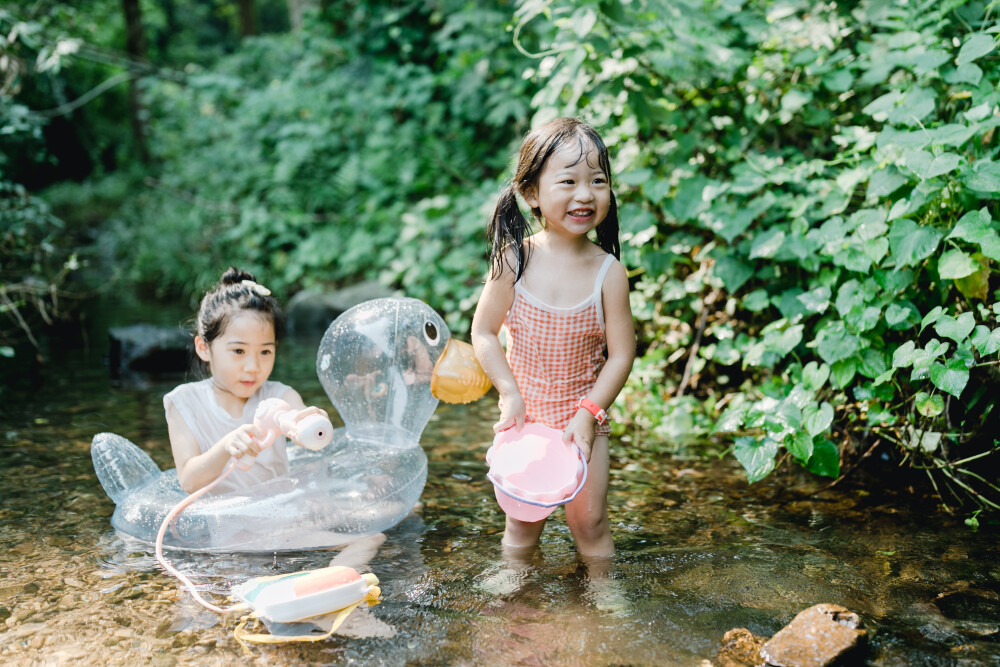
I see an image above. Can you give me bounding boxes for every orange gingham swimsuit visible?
[505,254,616,436]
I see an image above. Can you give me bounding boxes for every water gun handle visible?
[236,399,333,470]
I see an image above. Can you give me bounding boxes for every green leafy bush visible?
[516,0,1000,508]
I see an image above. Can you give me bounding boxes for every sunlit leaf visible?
[934,312,975,343]
[914,391,944,417]
[734,436,778,484]
[956,33,997,66]
[929,361,969,398]
[938,249,979,279]
[888,219,944,268]
[786,431,814,463]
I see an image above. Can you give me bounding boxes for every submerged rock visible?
[108,324,190,382]
[760,603,866,666]
[715,628,767,666]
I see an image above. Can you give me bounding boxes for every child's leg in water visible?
[328,532,386,570]
[477,542,539,596]
[564,435,614,557]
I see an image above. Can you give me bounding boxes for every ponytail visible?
[595,192,621,260]
[487,184,532,282]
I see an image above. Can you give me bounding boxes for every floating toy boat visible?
[92,297,491,552]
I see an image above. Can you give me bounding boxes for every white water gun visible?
[236,398,334,470]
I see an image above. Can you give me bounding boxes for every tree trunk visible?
[238,0,260,37]
[121,0,150,163]
[288,0,303,31]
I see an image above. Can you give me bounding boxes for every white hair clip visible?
[241,279,272,296]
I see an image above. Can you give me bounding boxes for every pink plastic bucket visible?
[486,423,588,523]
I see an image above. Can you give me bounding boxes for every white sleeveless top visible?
[163,378,292,493]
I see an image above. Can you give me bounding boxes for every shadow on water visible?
[1,296,999,665]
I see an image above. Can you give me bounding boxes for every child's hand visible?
[494,393,527,433]
[224,423,264,462]
[563,410,597,462]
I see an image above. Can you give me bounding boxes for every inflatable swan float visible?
[92,297,490,552]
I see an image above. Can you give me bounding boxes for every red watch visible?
[576,397,609,426]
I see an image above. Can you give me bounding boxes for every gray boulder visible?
[286,281,396,337]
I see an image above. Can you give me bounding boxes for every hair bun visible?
[220,266,256,286]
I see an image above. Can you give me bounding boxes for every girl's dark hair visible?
[487,117,621,281]
[195,267,285,344]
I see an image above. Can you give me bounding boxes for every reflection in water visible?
[1,309,1000,665]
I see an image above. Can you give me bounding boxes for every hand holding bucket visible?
[486,423,588,523]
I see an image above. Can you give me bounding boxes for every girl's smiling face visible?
[195,311,276,401]
[525,138,611,238]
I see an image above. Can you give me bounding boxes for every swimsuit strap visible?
[593,254,616,331]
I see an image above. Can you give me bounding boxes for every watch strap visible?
[576,397,609,425]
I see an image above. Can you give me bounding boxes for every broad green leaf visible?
[786,431,814,463]
[815,323,861,364]
[802,361,830,391]
[797,286,831,314]
[963,160,1000,193]
[873,368,896,386]
[903,150,962,180]
[970,325,1000,356]
[734,436,778,484]
[867,168,907,198]
[763,324,804,357]
[888,219,944,268]
[945,62,983,85]
[863,90,904,119]
[743,289,770,312]
[830,357,857,389]
[848,306,883,333]
[927,124,976,148]
[954,253,992,299]
[713,255,754,293]
[572,7,597,37]
[888,87,935,126]
[803,402,834,437]
[823,69,853,93]
[956,33,997,66]
[781,89,813,115]
[920,305,945,332]
[860,348,889,378]
[805,439,840,478]
[885,303,914,328]
[904,426,942,453]
[947,208,992,242]
[835,279,865,317]
[938,249,980,279]
[892,340,918,368]
[915,391,944,417]
[934,312,975,343]
[929,361,969,398]
[749,228,786,259]
[714,405,748,433]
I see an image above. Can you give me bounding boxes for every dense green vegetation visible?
[3,0,999,513]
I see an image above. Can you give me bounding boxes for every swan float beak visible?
[431,339,492,404]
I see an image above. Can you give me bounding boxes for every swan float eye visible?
[423,320,441,346]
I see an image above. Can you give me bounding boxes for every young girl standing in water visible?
[472,117,635,559]
[164,267,326,494]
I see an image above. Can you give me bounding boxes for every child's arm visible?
[167,402,264,493]
[563,260,636,460]
[471,259,526,433]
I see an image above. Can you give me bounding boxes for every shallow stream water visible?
[1,299,998,666]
